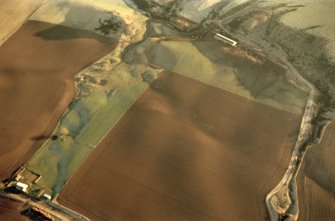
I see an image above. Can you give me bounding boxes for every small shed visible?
[16,182,29,193]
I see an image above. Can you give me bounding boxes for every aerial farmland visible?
[297,121,335,221]
[0,0,45,45]
[0,0,334,221]
[0,12,117,180]
[0,197,26,220]
[58,71,302,220]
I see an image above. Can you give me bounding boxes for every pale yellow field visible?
[0,0,45,45]
[30,0,147,40]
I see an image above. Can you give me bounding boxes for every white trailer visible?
[214,33,237,47]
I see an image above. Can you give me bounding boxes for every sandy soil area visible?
[0,20,116,180]
[30,0,147,40]
[0,197,26,220]
[0,0,44,45]
[297,122,335,221]
[59,71,301,221]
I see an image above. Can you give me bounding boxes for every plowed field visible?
[59,71,301,220]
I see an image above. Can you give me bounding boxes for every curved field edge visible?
[200,1,335,219]
[5,2,320,221]
[15,0,150,198]
[297,121,335,221]
[0,20,115,180]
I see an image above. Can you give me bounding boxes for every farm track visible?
[219,13,325,221]
[0,1,330,220]
[219,26,320,221]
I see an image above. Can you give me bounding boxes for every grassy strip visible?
[77,83,147,147]
[26,81,148,196]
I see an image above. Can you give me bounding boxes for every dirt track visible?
[0,20,116,180]
[59,71,301,221]
[297,122,335,221]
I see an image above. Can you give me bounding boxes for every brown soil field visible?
[59,71,301,221]
[0,197,26,221]
[0,20,117,180]
[297,122,335,221]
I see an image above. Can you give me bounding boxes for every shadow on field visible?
[35,2,124,43]
[35,25,112,43]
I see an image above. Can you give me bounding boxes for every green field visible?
[20,0,149,197]
[26,81,147,195]
[25,62,148,196]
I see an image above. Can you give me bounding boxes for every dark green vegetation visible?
[267,19,335,110]
[95,13,122,36]
[227,5,335,111]
[21,207,51,221]
[131,0,151,11]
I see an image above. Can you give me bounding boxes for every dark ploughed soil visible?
[0,197,26,220]
[0,20,117,180]
[59,71,301,221]
[297,122,335,221]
